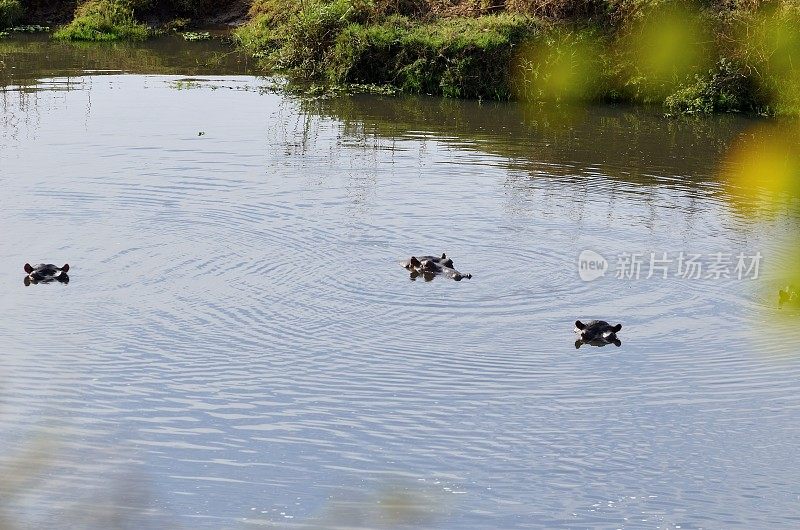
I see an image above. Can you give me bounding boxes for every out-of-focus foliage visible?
[721,123,800,215]
[616,1,713,103]
[513,28,607,103]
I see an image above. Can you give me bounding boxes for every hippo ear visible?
[441,253,447,259]
[575,320,586,330]
[24,263,33,274]
[62,264,70,272]
[612,324,622,333]
[410,256,421,267]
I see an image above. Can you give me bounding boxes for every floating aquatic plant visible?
[182,31,211,41]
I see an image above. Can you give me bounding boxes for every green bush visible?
[236,2,538,100]
[330,15,537,99]
[665,58,765,115]
[248,0,300,24]
[232,0,800,113]
[281,0,375,76]
[0,0,23,29]
[54,0,149,41]
[235,0,374,74]
[234,13,282,52]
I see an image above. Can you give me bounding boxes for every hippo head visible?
[403,253,470,282]
[421,259,438,271]
[23,263,70,286]
[574,320,622,333]
[574,320,622,344]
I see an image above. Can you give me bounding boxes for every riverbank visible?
[3,0,799,116]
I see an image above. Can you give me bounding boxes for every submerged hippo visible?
[24,263,70,286]
[401,253,472,282]
[574,320,622,349]
[779,286,798,308]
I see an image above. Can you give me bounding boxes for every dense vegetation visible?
[54,0,149,40]
[14,0,800,115]
[49,0,224,40]
[234,0,800,115]
[0,0,23,28]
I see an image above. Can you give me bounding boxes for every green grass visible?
[54,0,150,41]
[235,1,540,100]
[230,0,800,115]
[330,15,537,99]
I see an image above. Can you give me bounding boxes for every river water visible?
[1,35,799,529]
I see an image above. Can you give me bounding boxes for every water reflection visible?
[574,337,622,349]
[0,33,253,89]
[303,93,800,245]
[303,95,751,186]
[0,34,255,146]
